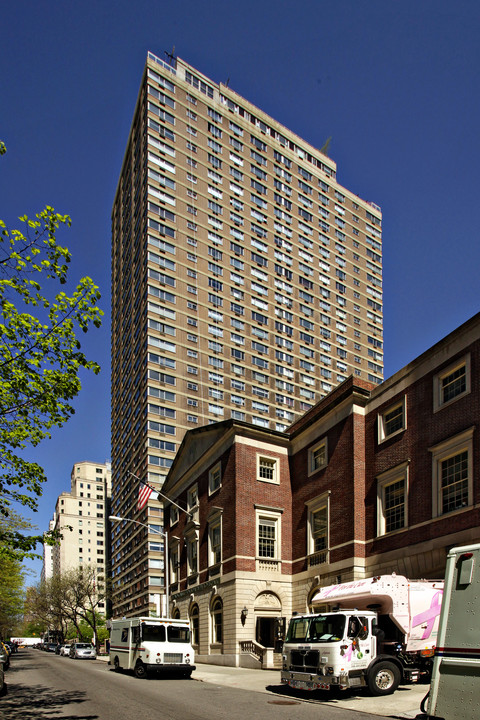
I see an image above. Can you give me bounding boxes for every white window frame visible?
[308,438,328,476]
[256,455,279,484]
[377,462,409,536]
[207,508,223,567]
[378,396,407,443]
[209,462,222,495]
[255,506,282,563]
[306,493,330,559]
[186,528,199,577]
[433,354,471,412]
[169,539,180,584]
[187,484,198,512]
[170,505,179,526]
[430,427,474,517]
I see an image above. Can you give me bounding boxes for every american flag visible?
[137,481,158,510]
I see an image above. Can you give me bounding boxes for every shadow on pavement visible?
[0,682,98,720]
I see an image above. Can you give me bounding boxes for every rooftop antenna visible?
[164,46,176,67]
[320,136,332,156]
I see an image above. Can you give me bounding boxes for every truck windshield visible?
[285,615,345,643]
[142,625,166,642]
[167,626,190,643]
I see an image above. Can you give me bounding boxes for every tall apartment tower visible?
[52,461,111,615]
[111,52,383,617]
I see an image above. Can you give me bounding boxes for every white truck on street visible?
[423,543,480,720]
[109,616,195,679]
[281,574,443,695]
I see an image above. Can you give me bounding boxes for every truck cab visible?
[282,609,403,695]
[110,617,195,678]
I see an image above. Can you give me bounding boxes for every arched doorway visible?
[254,591,283,650]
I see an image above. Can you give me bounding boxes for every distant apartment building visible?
[41,518,56,582]
[162,312,480,667]
[52,461,111,614]
[110,52,383,617]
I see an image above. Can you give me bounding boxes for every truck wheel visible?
[367,662,401,696]
[113,657,122,673]
[134,661,147,679]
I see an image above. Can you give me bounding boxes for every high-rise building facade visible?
[110,52,383,617]
[52,461,111,615]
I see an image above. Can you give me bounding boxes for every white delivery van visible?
[109,616,195,679]
[424,543,480,720]
[281,574,443,695]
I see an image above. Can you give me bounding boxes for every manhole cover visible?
[268,700,300,706]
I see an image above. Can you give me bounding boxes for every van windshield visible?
[142,625,166,642]
[167,626,190,643]
[141,624,190,643]
[285,615,345,643]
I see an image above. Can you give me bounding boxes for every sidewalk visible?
[98,656,426,717]
[191,663,426,717]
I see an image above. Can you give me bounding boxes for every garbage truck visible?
[109,616,195,678]
[281,574,443,695]
[422,543,480,720]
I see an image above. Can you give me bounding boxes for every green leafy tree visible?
[26,566,109,647]
[0,144,103,557]
[0,513,26,636]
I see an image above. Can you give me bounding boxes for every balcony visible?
[308,550,329,567]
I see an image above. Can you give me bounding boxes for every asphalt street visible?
[0,648,428,720]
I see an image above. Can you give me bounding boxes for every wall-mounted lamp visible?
[240,606,248,625]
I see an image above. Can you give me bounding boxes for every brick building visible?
[162,312,480,667]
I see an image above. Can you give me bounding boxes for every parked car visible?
[45,643,58,653]
[69,643,96,660]
[59,644,71,656]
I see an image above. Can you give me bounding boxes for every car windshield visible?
[76,644,92,649]
[285,614,345,643]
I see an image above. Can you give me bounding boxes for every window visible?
[256,508,281,562]
[430,428,474,517]
[433,355,470,411]
[187,485,198,512]
[306,494,329,564]
[211,597,223,644]
[170,505,179,525]
[308,439,328,475]
[186,531,198,576]
[378,397,406,442]
[208,509,222,568]
[257,455,278,484]
[209,462,221,494]
[377,463,408,535]
[169,540,180,584]
[258,518,276,557]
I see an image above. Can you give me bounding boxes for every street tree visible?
[0,143,103,557]
[27,566,109,646]
[0,513,26,636]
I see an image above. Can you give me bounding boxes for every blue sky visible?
[2,0,479,580]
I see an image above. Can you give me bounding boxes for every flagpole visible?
[109,516,169,616]
[129,471,192,519]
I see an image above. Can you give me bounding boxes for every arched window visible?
[190,604,199,645]
[211,597,223,644]
[172,606,180,619]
